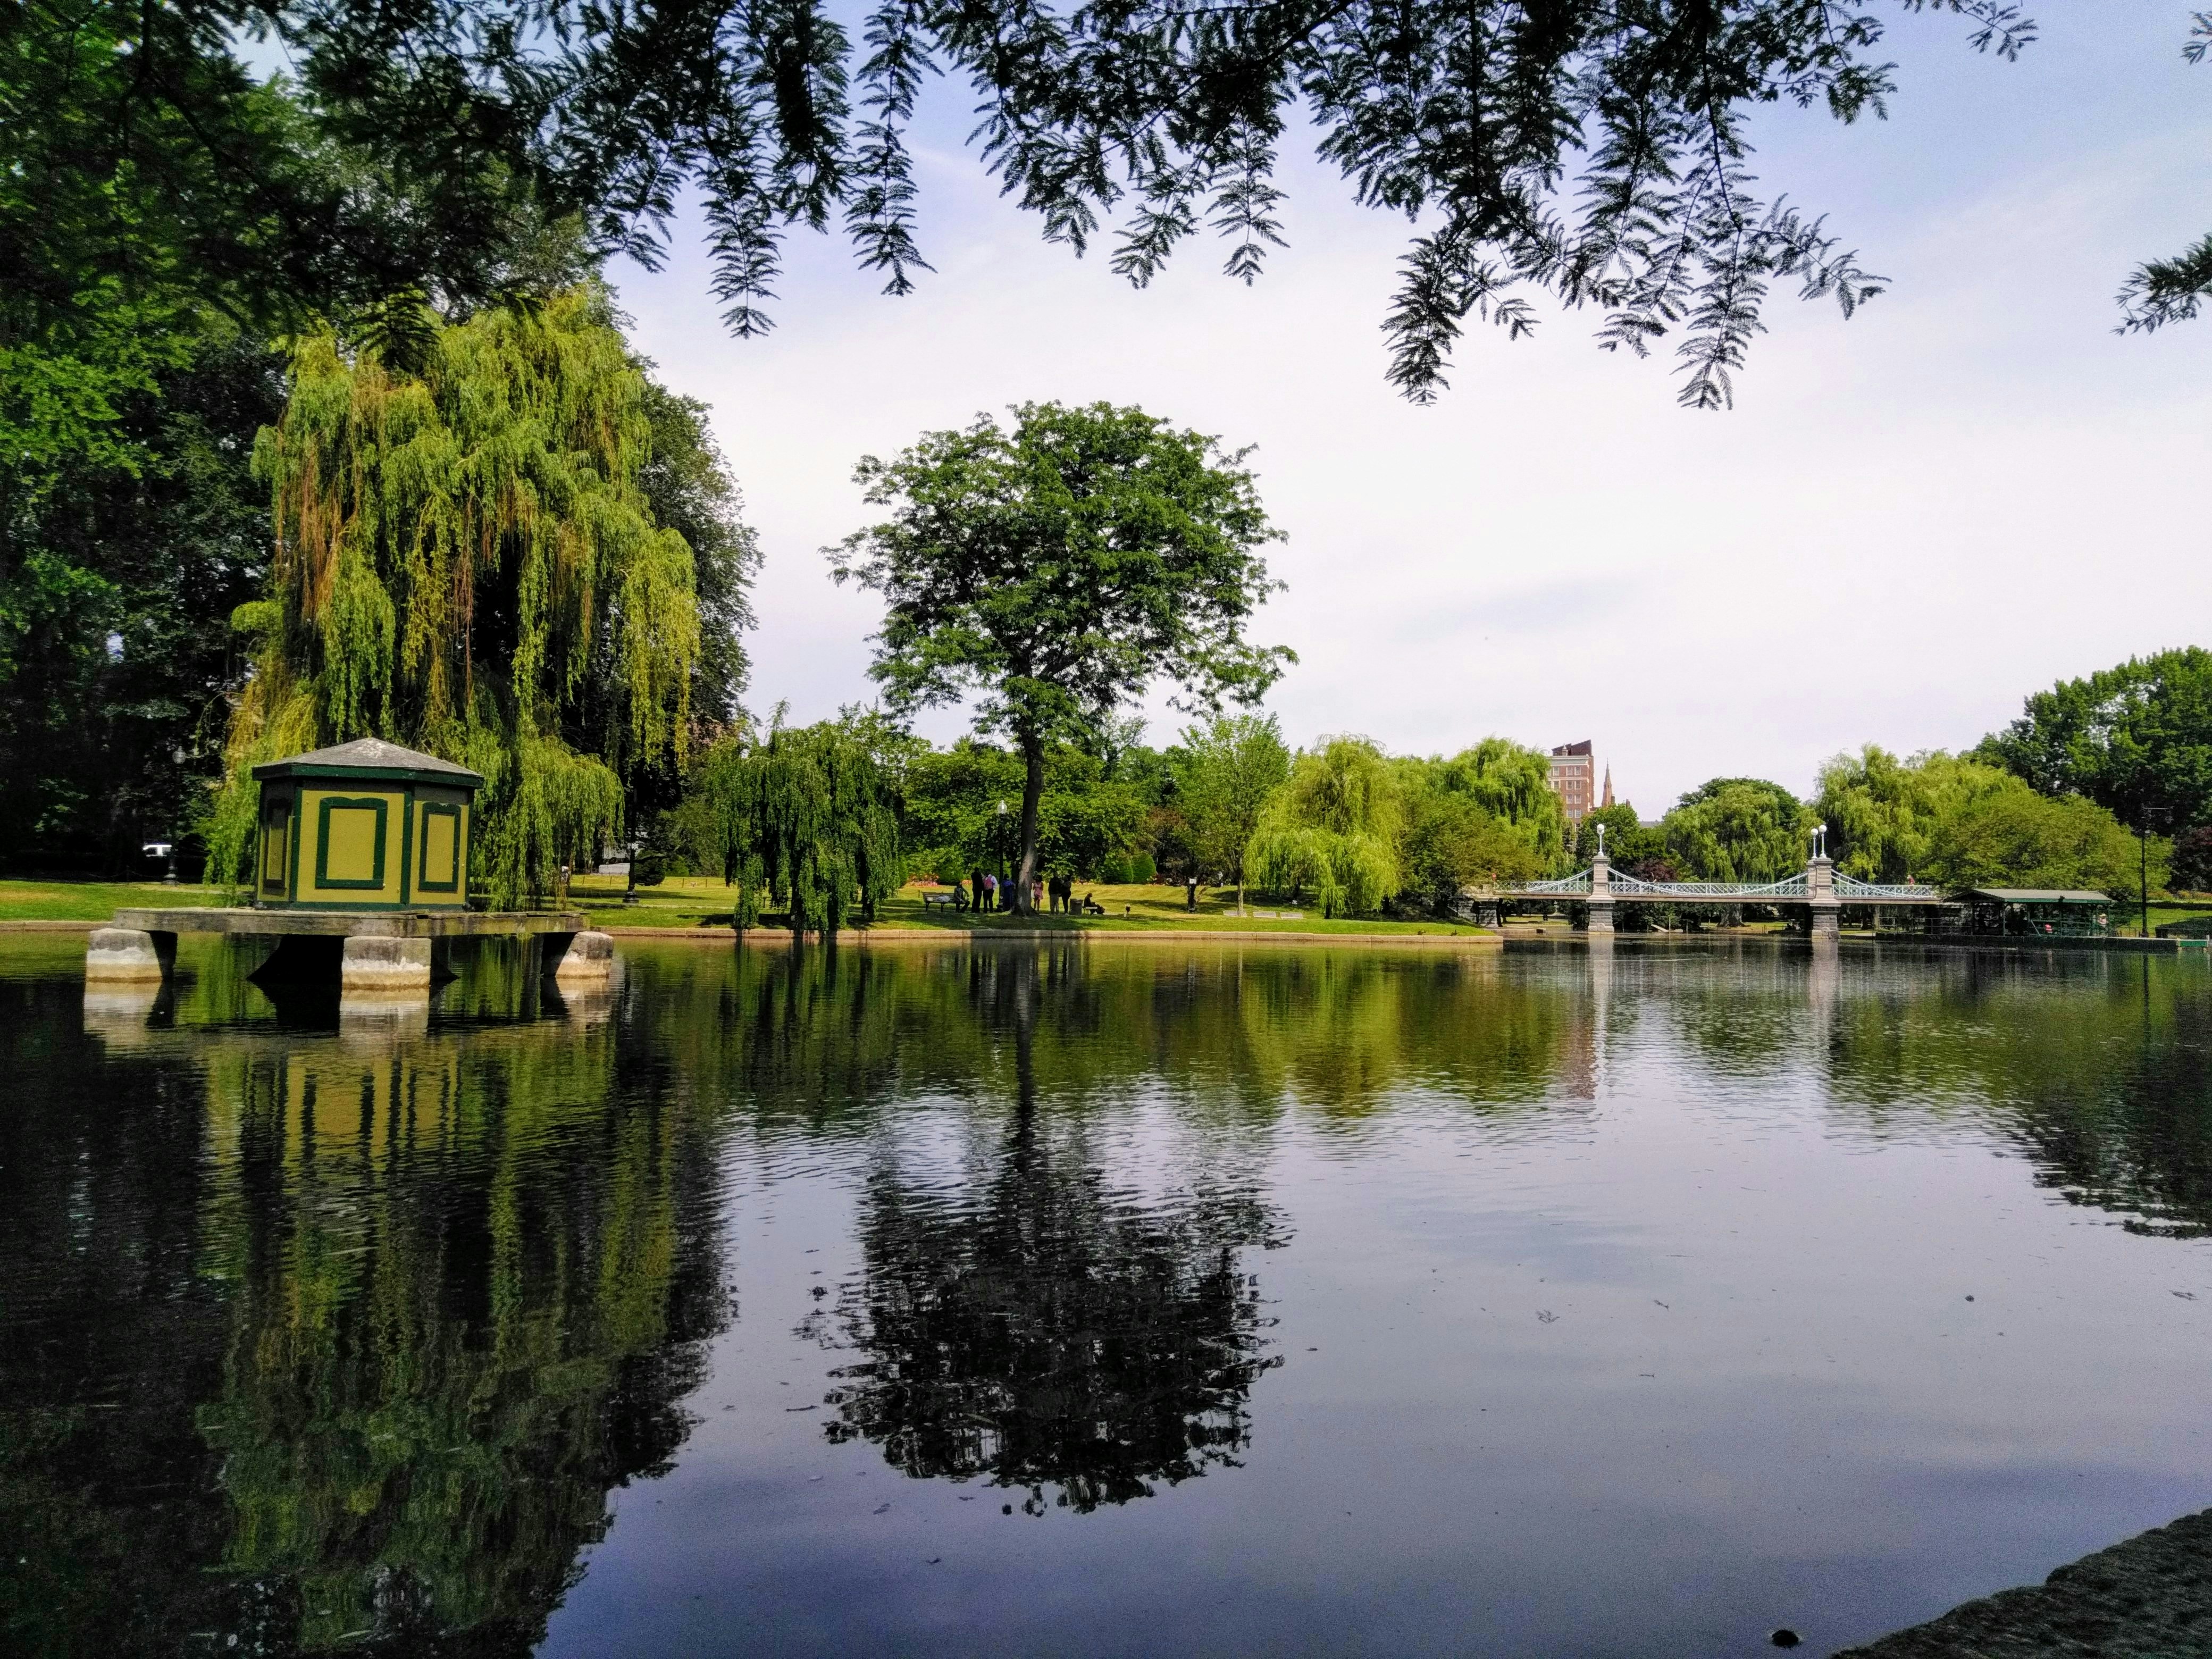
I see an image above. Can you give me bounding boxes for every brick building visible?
[1548,741,1614,826]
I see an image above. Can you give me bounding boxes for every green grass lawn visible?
[0,881,232,921]
[564,877,1496,937]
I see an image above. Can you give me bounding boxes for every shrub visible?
[1129,851,1157,884]
[2172,824,2212,894]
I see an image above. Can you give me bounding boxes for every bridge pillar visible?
[1583,852,1614,935]
[1808,853,1840,940]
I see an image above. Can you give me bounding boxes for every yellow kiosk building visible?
[250,738,483,911]
[87,738,611,1001]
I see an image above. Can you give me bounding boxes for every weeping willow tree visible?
[1244,735,1402,918]
[207,287,700,904]
[701,718,903,937]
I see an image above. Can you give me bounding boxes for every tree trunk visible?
[1013,732,1044,915]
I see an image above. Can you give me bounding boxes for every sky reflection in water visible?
[4,935,2211,1658]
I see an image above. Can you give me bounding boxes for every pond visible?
[4,934,2210,1658]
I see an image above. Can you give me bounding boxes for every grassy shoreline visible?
[7,877,2202,941]
[0,877,1498,940]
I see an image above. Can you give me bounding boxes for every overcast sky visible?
[611,6,2212,815]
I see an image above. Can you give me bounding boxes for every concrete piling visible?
[85,927,174,983]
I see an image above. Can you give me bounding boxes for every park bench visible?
[923,891,962,910]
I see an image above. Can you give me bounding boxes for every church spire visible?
[1601,765,1614,809]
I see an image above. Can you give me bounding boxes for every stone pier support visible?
[86,927,174,982]
[1807,849,1840,940]
[340,934,433,995]
[1581,851,1614,934]
[549,931,616,981]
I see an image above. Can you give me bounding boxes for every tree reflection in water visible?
[803,948,1288,1515]
[27,933,2206,1652]
[3,944,728,1659]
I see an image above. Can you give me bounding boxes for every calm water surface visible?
[5,934,2211,1657]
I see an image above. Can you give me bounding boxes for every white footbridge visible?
[1489,828,1948,937]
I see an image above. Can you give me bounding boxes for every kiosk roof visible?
[252,738,484,787]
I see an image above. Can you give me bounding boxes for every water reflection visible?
[804,951,1287,1514]
[1817,946,2212,1237]
[5,952,726,1658]
[4,937,2210,1657]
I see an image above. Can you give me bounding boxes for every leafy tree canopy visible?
[0,336,283,870]
[1978,647,2212,834]
[4,1,583,355]
[2171,824,2212,895]
[1816,744,1995,882]
[901,736,1148,883]
[636,379,763,745]
[1421,738,1569,864]
[211,287,704,904]
[36,0,2170,405]
[1245,735,1401,917]
[1387,741,1569,913]
[1820,743,2165,897]
[1173,714,1291,896]
[1574,802,1649,864]
[1397,792,1550,911]
[831,400,1288,913]
[1921,772,2157,900]
[1662,777,1810,882]
[701,714,903,933]
[3,10,610,871]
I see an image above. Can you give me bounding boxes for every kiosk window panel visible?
[261,805,291,894]
[418,804,463,892]
[315,797,389,890]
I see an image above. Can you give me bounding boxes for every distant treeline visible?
[635,643,2208,923]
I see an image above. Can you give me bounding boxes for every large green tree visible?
[1244,736,1402,917]
[831,401,1289,916]
[1420,739,1570,868]
[211,287,704,904]
[1818,743,2161,898]
[1922,773,2155,899]
[0,336,283,871]
[1662,777,1812,883]
[1816,745,1995,882]
[900,737,1150,884]
[1173,714,1291,907]
[701,715,903,935]
[2,4,588,872]
[1978,648,2212,836]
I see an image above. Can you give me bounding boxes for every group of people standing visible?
[955,870,1088,913]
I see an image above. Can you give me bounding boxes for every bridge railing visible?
[1606,873,1809,899]
[1831,874,1943,902]
[1490,867,1950,903]
[1504,873,1591,896]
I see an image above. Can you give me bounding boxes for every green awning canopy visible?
[1965,889,2112,905]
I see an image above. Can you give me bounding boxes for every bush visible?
[2173,824,2212,894]
[632,852,667,886]
[1129,850,1157,884]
